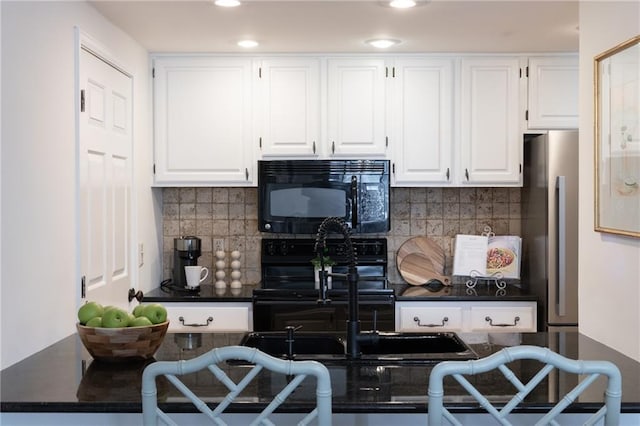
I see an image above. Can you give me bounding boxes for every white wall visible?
[578,2,640,361]
[0,1,161,369]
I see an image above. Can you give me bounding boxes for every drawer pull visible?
[485,316,520,327]
[414,316,448,328]
[178,316,213,327]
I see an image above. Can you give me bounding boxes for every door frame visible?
[74,27,137,309]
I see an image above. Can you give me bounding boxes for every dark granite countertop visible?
[143,284,254,302]
[143,283,535,303]
[391,283,537,301]
[2,331,638,415]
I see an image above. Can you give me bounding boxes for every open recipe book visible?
[452,234,522,279]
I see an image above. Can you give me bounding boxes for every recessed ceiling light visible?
[215,0,241,7]
[366,39,401,49]
[389,0,416,8]
[238,40,259,48]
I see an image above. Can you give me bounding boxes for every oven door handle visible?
[350,175,358,229]
[253,299,337,306]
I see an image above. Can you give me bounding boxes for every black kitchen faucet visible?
[314,217,380,359]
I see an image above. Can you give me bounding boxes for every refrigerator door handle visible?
[556,175,567,317]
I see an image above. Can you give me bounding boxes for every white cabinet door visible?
[257,58,320,157]
[395,300,537,333]
[327,58,389,157]
[527,56,579,129]
[469,305,536,332]
[153,56,254,185]
[396,305,463,332]
[460,57,522,185]
[391,58,454,185]
[164,302,252,333]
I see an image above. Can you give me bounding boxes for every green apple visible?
[132,304,146,318]
[101,307,130,328]
[85,316,102,327]
[129,316,153,327]
[77,301,104,325]
[142,303,167,324]
[127,313,137,326]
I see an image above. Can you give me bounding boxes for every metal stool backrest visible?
[428,345,621,426]
[142,345,332,426]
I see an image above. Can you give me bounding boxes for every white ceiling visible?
[88,0,580,53]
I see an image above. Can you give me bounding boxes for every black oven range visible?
[253,237,395,332]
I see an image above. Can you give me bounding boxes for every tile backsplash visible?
[162,187,521,286]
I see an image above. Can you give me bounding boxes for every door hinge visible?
[392,163,395,174]
[526,66,529,78]
[152,67,155,78]
[80,89,85,112]
[81,275,86,299]
[525,110,529,121]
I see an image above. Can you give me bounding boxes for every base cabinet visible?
[396,300,537,333]
[163,302,253,333]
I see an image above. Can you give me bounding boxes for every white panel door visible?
[392,58,454,185]
[153,57,253,185]
[257,58,320,157]
[327,58,388,157]
[460,57,522,185]
[527,56,579,129]
[79,47,133,308]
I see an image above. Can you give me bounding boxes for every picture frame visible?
[594,35,640,238]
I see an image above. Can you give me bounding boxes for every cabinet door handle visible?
[179,316,213,327]
[245,168,249,181]
[414,316,448,328]
[332,141,335,154]
[465,168,469,181]
[446,168,450,181]
[312,141,316,154]
[485,316,520,327]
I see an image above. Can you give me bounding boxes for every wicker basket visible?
[76,321,169,362]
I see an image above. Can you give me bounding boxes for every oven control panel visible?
[261,238,387,264]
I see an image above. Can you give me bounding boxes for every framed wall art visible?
[594,35,640,238]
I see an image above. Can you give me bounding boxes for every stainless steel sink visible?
[239,331,477,364]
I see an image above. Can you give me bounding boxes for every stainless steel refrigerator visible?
[521,130,579,332]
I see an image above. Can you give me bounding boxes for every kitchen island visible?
[1,330,639,425]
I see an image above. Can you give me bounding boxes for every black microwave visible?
[258,160,390,234]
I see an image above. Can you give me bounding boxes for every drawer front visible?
[166,306,251,333]
[397,306,463,332]
[470,306,536,332]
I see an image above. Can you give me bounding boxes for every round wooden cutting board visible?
[396,236,446,274]
[398,252,451,286]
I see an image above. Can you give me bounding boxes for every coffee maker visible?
[172,236,202,288]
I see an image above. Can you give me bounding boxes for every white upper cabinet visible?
[153,56,254,186]
[460,56,523,185]
[526,56,579,129]
[327,58,389,157]
[391,58,455,185]
[256,58,321,157]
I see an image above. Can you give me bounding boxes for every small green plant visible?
[310,247,336,267]
[311,255,336,267]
